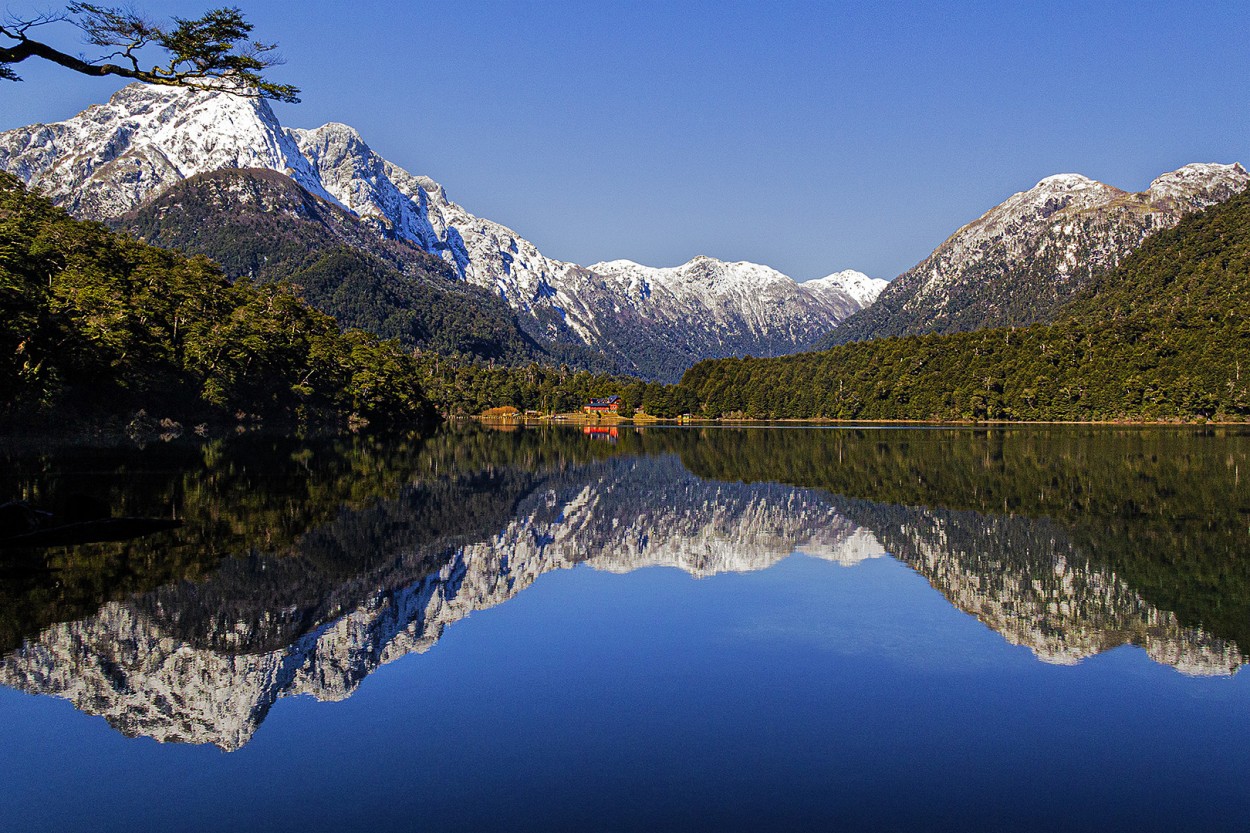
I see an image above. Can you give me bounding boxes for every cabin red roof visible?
[584,395,621,412]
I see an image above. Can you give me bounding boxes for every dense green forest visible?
[0,173,435,427]
[679,188,1250,422]
[414,356,698,417]
[818,192,1196,348]
[407,188,1250,422]
[5,164,1248,428]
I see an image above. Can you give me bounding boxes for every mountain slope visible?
[0,84,878,380]
[680,186,1250,422]
[290,123,884,378]
[825,164,1249,346]
[117,168,545,362]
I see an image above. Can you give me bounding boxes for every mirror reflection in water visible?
[1,424,1247,831]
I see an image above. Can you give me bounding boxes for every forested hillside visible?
[679,188,1250,422]
[821,164,1248,347]
[0,174,435,427]
[118,169,554,365]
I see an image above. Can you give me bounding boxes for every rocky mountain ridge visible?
[0,84,880,379]
[825,162,1250,345]
[115,168,550,363]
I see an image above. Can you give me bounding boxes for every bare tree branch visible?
[0,4,299,102]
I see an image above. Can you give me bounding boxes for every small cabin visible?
[583,395,621,415]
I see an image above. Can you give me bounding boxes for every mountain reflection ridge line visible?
[0,430,1244,751]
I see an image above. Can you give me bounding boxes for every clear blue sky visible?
[3,1,1247,280]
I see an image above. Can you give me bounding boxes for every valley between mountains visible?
[1,82,1248,424]
[0,84,883,382]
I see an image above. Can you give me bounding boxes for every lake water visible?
[1,424,1248,832]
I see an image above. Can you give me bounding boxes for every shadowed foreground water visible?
[0,425,1247,832]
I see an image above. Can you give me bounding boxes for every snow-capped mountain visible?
[583,256,881,376]
[116,167,545,363]
[0,84,880,379]
[805,269,889,308]
[0,82,331,217]
[826,163,1250,345]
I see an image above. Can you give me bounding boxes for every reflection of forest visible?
[673,426,1250,651]
[0,425,1245,748]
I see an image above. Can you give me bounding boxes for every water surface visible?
[1,425,1247,832]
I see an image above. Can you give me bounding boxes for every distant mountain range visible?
[0,84,882,380]
[4,83,1246,379]
[824,163,1249,346]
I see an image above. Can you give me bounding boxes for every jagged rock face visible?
[0,84,881,380]
[288,128,885,379]
[112,167,546,362]
[583,258,884,377]
[121,166,452,279]
[1,453,1241,751]
[826,164,1250,345]
[0,84,331,219]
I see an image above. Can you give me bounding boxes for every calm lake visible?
[1,424,1248,832]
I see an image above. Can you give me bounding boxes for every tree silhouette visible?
[0,4,299,102]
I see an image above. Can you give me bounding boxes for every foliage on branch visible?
[0,4,299,101]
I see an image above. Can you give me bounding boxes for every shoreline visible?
[473,414,1250,429]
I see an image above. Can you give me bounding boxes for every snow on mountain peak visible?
[1147,162,1250,206]
[0,83,331,218]
[590,256,817,299]
[0,82,879,379]
[1034,173,1098,189]
[828,160,1249,346]
[805,270,888,307]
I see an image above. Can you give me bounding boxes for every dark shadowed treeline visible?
[0,173,435,428]
[0,425,639,653]
[674,425,1250,649]
[414,357,698,417]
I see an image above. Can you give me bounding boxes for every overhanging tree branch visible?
[0,4,300,102]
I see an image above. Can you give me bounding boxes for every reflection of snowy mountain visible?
[0,456,1241,750]
[847,501,1243,676]
[0,457,880,749]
